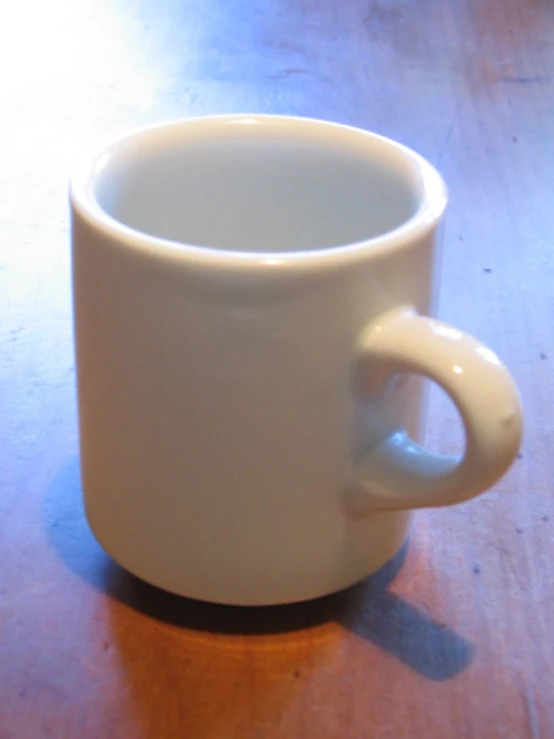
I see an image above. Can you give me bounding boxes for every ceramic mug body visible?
[71,116,522,605]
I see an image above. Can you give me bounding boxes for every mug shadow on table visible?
[45,456,474,682]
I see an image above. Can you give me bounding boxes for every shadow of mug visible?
[45,456,474,682]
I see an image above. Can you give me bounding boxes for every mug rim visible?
[70,114,447,272]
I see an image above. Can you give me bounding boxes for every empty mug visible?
[70,115,522,605]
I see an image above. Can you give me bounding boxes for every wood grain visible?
[1,0,553,736]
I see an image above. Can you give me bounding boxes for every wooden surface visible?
[1,0,553,736]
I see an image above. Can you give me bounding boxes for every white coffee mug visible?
[71,115,522,606]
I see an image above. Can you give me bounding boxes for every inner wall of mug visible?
[94,122,421,253]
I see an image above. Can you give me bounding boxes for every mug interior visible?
[93,118,424,254]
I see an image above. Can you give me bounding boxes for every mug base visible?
[86,507,411,607]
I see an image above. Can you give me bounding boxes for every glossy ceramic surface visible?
[71,115,522,605]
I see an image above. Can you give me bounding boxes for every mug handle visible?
[346,308,523,512]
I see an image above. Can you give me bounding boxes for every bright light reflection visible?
[453,365,463,374]
[475,346,501,365]
[94,152,111,175]
[430,323,463,340]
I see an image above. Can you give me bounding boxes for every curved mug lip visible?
[70,114,447,273]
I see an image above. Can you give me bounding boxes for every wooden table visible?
[1,0,552,736]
